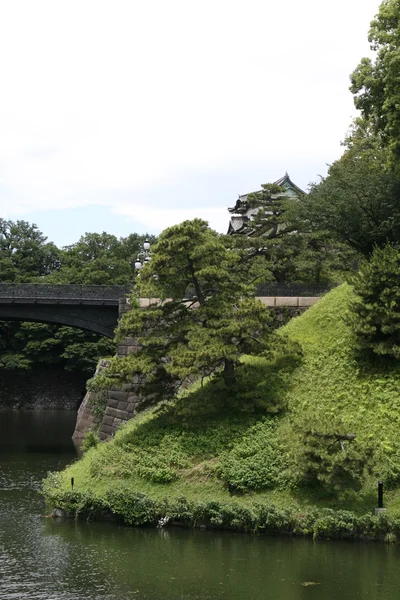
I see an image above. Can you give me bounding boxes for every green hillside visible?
[43,285,400,539]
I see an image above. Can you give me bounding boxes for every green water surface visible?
[0,410,399,599]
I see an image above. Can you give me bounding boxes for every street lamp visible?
[135,240,151,271]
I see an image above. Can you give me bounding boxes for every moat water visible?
[1,410,400,599]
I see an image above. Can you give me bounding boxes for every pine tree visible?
[347,243,400,359]
[96,219,273,404]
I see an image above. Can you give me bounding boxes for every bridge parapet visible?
[0,284,128,337]
[119,295,321,311]
[254,282,335,297]
[0,282,335,304]
[0,283,333,339]
[0,283,130,304]
[257,296,319,307]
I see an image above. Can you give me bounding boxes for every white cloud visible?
[113,201,229,233]
[0,0,380,231]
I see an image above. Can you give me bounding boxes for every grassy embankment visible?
[43,284,400,540]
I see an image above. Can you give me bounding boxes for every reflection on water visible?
[0,409,78,452]
[0,410,400,599]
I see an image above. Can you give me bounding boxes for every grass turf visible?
[44,284,400,520]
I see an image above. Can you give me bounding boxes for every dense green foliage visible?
[217,419,288,492]
[42,477,400,541]
[301,122,400,256]
[0,322,115,372]
[44,232,156,285]
[0,219,60,281]
[230,184,355,284]
[294,1,400,260]
[81,430,100,452]
[350,0,400,158]
[0,220,154,373]
[236,183,305,283]
[300,1,400,263]
[43,285,400,538]
[94,220,275,403]
[282,285,400,489]
[347,244,400,359]
[290,417,374,493]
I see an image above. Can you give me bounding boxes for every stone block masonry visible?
[0,368,87,410]
[72,389,102,443]
[98,325,144,440]
[98,394,143,441]
[93,297,145,441]
[73,300,146,442]
[72,359,108,444]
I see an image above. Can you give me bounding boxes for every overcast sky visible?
[0,0,380,246]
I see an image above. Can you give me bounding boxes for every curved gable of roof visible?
[274,173,305,196]
[227,173,305,214]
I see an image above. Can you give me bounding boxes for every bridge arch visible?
[0,284,130,338]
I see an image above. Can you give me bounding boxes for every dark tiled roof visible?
[227,215,248,234]
[228,173,305,214]
[274,172,305,195]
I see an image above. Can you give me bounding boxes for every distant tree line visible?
[0,219,155,373]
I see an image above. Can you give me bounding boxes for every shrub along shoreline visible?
[43,487,400,543]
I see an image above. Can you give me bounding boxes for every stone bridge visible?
[0,282,333,338]
[0,284,130,338]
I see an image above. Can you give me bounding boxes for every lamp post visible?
[135,240,151,271]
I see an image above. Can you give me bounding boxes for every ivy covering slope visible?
[44,284,400,536]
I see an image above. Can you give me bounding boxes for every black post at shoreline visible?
[378,480,384,509]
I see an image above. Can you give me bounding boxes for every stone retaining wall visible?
[95,302,145,441]
[98,381,144,440]
[0,368,87,410]
[73,301,146,442]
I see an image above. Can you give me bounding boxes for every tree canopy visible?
[300,122,400,256]
[236,184,305,283]
[95,219,274,404]
[0,218,60,282]
[44,231,157,285]
[350,0,400,158]
[229,183,355,284]
[347,243,400,360]
[299,1,400,260]
[0,220,155,374]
